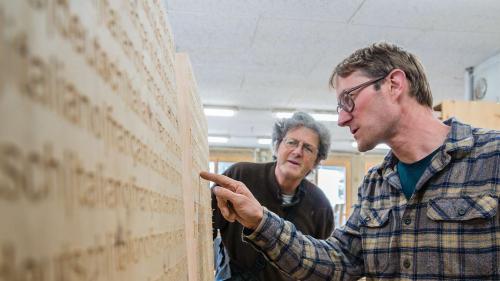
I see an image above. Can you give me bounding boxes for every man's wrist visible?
[243,208,284,247]
[245,206,268,235]
[249,205,264,230]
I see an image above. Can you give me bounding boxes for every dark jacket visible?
[212,162,334,281]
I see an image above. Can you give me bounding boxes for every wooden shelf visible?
[433,100,500,130]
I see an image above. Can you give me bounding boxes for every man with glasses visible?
[212,112,334,281]
[204,42,500,280]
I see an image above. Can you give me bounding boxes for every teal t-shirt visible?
[397,149,439,200]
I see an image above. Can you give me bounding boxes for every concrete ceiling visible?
[165,0,500,153]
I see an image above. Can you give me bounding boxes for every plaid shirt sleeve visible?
[244,206,365,281]
[244,119,499,281]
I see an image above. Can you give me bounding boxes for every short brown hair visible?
[329,42,433,108]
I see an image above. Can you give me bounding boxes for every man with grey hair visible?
[212,111,334,281]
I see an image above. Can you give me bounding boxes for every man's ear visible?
[387,69,407,99]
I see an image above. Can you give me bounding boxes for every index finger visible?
[200,171,239,192]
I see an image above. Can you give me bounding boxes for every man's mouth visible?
[287,160,300,166]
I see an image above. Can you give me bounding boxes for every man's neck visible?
[274,168,301,195]
[389,106,450,163]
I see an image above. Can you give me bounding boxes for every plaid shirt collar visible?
[376,118,474,180]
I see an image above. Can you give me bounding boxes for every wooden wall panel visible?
[434,100,500,130]
[0,1,211,280]
[176,53,213,281]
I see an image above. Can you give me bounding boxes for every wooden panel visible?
[0,1,211,280]
[364,155,385,173]
[434,100,500,130]
[209,148,256,163]
[176,53,213,281]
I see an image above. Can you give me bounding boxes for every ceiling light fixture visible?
[351,142,391,150]
[204,106,237,117]
[257,137,272,145]
[375,143,391,150]
[311,112,338,122]
[273,111,294,119]
[208,136,229,143]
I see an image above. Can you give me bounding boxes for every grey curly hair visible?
[272,112,331,165]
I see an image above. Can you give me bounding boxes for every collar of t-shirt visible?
[397,148,440,200]
[281,193,295,205]
[279,181,305,207]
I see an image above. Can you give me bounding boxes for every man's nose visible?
[291,144,304,155]
[337,110,352,127]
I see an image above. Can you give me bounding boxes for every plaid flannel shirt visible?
[244,118,499,280]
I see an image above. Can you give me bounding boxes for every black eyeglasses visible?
[336,75,387,113]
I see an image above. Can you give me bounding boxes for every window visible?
[217,162,235,174]
[209,161,216,173]
[317,165,347,226]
